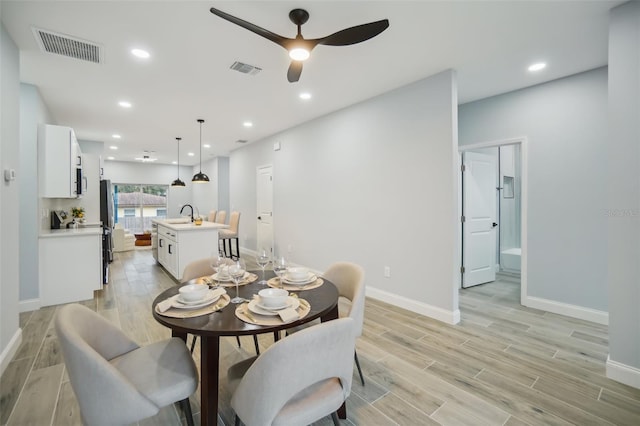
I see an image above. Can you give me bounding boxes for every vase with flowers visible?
[71,207,85,223]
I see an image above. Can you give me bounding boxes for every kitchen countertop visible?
[152,218,228,232]
[40,227,102,238]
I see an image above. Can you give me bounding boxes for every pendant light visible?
[171,137,185,187]
[192,119,210,183]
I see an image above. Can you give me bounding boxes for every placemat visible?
[267,277,324,291]
[235,298,311,325]
[195,273,258,288]
[156,294,230,318]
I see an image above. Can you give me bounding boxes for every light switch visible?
[4,169,16,182]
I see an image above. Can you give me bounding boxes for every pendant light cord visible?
[199,119,204,172]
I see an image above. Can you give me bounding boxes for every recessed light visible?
[299,92,312,100]
[172,161,177,165]
[107,156,115,160]
[110,146,118,150]
[112,134,121,139]
[131,48,150,59]
[528,62,546,72]
[243,121,253,128]
[187,152,195,156]
[203,144,211,148]
[118,101,132,108]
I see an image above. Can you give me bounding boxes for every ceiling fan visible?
[210,6,390,82]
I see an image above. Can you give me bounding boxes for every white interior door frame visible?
[256,164,274,256]
[458,137,528,305]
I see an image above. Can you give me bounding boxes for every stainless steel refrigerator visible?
[100,179,114,283]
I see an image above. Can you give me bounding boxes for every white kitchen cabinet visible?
[39,229,102,306]
[158,225,178,277]
[154,220,227,281]
[38,123,83,198]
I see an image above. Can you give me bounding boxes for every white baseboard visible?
[366,286,460,325]
[0,328,23,376]
[606,355,640,389]
[19,298,40,313]
[523,296,608,325]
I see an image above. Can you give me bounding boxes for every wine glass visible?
[256,248,270,285]
[210,251,228,287]
[272,256,288,289]
[229,258,246,304]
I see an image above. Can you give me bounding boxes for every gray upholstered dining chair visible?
[181,257,260,355]
[55,304,198,426]
[227,318,355,426]
[289,261,366,386]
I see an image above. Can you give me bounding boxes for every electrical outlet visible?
[384,266,391,278]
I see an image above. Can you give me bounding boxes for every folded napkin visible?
[157,288,226,313]
[278,307,300,323]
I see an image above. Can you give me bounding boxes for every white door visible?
[462,151,497,288]
[256,165,274,255]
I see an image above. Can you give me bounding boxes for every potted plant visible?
[71,206,85,223]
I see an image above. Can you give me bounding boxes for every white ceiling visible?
[2,1,620,166]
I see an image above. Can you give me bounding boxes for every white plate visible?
[248,297,300,316]
[174,291,221,309]
[282,274,317,286]
[212,271,249,282]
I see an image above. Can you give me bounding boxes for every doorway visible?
[459,138,527,304]
[256,165,274,255]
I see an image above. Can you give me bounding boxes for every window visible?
[114,184,168,232]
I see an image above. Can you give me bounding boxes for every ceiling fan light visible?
[289,48,309,61]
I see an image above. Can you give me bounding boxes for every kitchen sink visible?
[163,218,191,224]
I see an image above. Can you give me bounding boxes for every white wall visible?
[459,68,609,313]
[191,157,230,219]
[0,23,22,373]
[230,70,460,323]
[606,1,640,388]
[20,84,53,302]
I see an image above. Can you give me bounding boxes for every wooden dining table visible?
[152,270,340,426]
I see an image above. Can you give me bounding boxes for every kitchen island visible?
[153,219,228,281]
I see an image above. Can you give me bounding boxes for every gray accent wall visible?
[607,1,640,383]
[1,22,21,369]
[230,70,459,318]
[459,67,609,312]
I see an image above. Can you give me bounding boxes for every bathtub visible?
[501,247,521,272]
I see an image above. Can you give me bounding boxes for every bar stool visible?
[219,211,241,260]
[208,210,217,222]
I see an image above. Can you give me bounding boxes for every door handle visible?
[492,222,498,228]
[258,216,262,220]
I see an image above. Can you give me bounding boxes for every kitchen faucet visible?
[180,204,194,222]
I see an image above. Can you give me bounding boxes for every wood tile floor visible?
[2,250,639,425]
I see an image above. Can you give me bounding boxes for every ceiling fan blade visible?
[210,7,290,49]
[287,61,303,83]
[317,19,390,46]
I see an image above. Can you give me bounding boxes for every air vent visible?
[32,27,103,64]
[230,61,261,75]
[235,139,248,144]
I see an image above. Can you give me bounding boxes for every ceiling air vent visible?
[32,27,103,64]
[235,139,248,144]
[230,61,261,75]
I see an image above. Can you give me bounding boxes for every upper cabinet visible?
[38,124,83,198]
